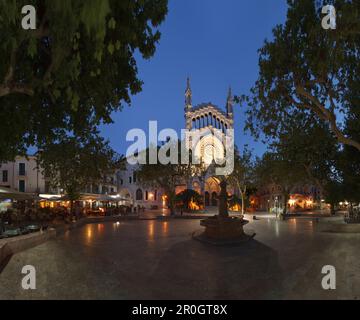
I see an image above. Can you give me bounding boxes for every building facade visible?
[0,155,47,193]
[116,78,234,210]
[116,161,167,210]
[0,155,117,196]
[253,183,323,213]
[183,78,235,206]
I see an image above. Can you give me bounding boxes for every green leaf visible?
[53,89,61,99]
[71,93,80,111]
[108,17,116,29]
[27,38,37,58]
[108,42,115,55]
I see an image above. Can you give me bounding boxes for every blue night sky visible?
[100,0,288,157]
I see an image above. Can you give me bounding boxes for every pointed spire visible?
[185,77,192,109]
[226,86,233,117]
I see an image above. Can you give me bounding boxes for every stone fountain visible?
[193,179,255,245]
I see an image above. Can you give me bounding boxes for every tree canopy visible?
[337,114,360,203]
[271,112,339,194]
[136,142,198,215]
[254,150,310,214]
[37,133,122,202]
[175,189,203,211]
[241,0,360,152]
[0,0,168,161]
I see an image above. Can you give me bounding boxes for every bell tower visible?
[226,87,234,118]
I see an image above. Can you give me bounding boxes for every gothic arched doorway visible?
[211,192,218,206]
[204,177,220,207]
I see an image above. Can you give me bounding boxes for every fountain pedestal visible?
[193,180,255,245]
[200,216,248,240]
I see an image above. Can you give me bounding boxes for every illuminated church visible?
[180,78,235,206]
[116,79,235,210]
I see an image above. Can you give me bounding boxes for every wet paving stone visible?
[0,216,359,300]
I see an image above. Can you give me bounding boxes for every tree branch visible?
[4,48,16,85]
[0,10,50,98]
[295,86,360,152]
[1,41,35,97]
[0,84,34,97]
[302,163,324,196]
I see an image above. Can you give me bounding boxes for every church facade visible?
[116,79,234,210]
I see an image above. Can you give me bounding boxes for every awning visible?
[39,194,64,201]
[38,193,129,202]
[0,187,39,200]
[80,193,127,202]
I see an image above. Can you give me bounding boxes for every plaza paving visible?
[0,214,359,300]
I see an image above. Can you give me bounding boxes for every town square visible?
[0,0,360,303]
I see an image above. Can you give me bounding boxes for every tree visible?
[258,111,359,216]
[271,112,340,199]
[136,143,194,215]
[37,134,121,216]
[337,113,360,207]
[324,180,344,215]
[175,189,203,211]
[240,0,360,152]
[254,152,308,215]
[0,0,168,161]
[228,146,254,215]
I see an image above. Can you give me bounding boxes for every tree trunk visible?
[237,182,246,215]
[169,196,176,216]
[283,193,290,215]
[269,189,274,213]
[330,203,336,215]
[69,200,74,221]
[240,190,245,216]
[219,180,229,218]
[348,203,354,218]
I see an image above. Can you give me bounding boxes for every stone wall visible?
[0,216,141,269]
[0,229,56,271]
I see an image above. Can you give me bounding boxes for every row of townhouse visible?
[116,161,166,210]
[0,155,117,196]
[253,183,323,212]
